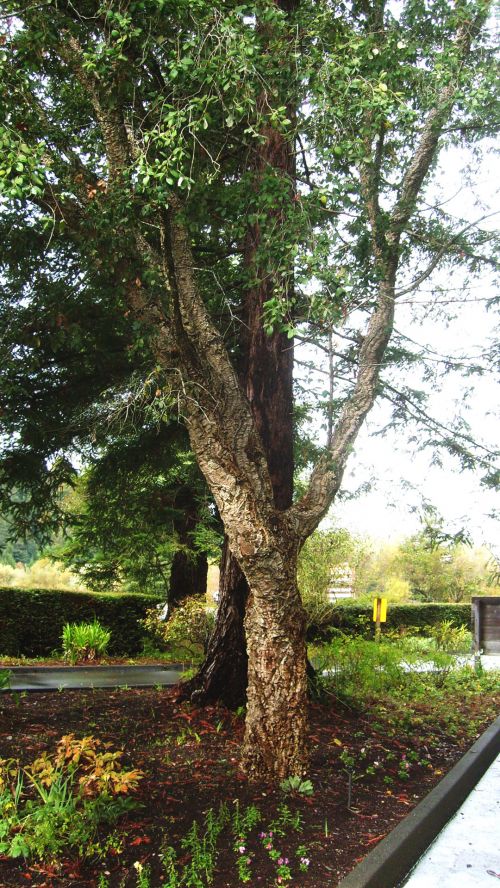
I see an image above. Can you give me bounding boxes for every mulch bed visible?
[0,684,498,887]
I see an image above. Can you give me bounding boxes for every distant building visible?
[327,563,354,601]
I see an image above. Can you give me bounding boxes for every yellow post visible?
[373,597,387,642]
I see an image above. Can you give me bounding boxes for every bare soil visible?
[0,683,498,887]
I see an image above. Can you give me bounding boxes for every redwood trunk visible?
[169,485,208,608]
[181,537,248,708]
[169,549,208,609]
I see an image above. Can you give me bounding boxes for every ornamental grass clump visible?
[62,619,111,664]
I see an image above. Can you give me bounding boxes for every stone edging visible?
[335,715,500,888]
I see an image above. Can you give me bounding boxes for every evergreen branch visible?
[380,380,500,466]
[395,212,500,297]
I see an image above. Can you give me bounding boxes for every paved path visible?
[403,752,500,886]
[2,664,185,690]
[4,654,499,692]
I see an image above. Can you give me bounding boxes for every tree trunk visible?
[168,484,208,608]
[180,201,294,705]
[241,548,308,778]
[179,2,297,705]
[169,549,208,609]
[180,536,248,708]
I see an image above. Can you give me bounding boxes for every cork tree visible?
[0,0,498,779]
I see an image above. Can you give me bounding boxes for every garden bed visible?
[1,671,498,887]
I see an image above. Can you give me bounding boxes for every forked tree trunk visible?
[179,149,295,707]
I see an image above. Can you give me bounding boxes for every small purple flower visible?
[238,845,246,854]
[300,857,310,867]
[259,831,267,839]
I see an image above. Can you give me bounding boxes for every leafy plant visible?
[279,775,314,796]
[0,735,142,861]
[62,619,111,664]
[134,861,152,887]
[160,803,229,887]
[142,597,215,660]
[430,620,471,655]
[0,669,11,690]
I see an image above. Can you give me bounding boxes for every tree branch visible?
[395,211,500,297]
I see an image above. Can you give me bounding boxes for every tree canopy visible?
[0,0,498,779]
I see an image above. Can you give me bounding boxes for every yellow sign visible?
[372,597,387,623]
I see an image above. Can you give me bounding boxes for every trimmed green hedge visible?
[0,587,162,657]
[310,602,472,640]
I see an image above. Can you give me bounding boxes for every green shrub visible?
[429,620,471,654]
[315,634,463,704]
[142,597,215,660]
[62,620,111,664]
[317,636,412,702]
[302,592,337,634]
[0,587,161,657]
[310,602,471,640]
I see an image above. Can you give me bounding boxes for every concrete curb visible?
[335,715,500,888]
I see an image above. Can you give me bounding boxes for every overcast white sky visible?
[321,145,499,552]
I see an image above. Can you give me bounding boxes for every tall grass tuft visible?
[62,620,111,664]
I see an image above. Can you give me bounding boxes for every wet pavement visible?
[2,664,185,691]
[402,752,500,887]
[4,654,499,692]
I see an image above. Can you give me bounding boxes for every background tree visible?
[352,511,492,602]
[54,424,219,602]
[0,0,498,778]
[0,513,39,566]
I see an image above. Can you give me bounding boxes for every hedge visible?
[1,589,473,657]
[309,602,472,640]
[0,587,162,657]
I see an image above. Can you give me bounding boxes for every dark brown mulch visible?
[0,685,498,888]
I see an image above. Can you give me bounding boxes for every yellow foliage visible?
[24,734,143,797]
[0,558,86,591]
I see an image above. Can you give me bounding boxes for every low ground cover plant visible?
[120,801,311,888]
[0,734,143,861]
[311,629,476,704]
[62,619,112,664]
